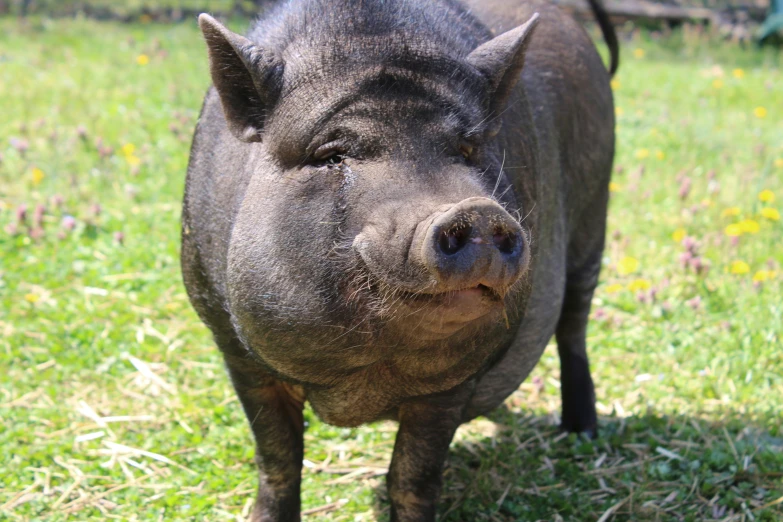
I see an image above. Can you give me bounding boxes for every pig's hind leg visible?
[555,209,607,438]
[555,259,600,437]
[223,347,305,522]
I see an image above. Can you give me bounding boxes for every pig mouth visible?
[343,248,514,341]
[385,284,507,341]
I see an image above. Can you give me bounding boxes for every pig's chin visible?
[387,285,506,342]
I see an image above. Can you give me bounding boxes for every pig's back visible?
[459,0,615,417]
[462,0,615,225]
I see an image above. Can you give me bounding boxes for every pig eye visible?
[459,143,474,160]
[311,143,348,166]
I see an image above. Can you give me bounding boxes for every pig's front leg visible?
[387,386,471,522]
[224,352,305,522]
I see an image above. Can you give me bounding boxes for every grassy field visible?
[1,15,782,522]
[2,1,272,19]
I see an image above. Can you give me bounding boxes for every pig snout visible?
[414,197,529,293]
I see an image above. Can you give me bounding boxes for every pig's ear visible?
[199,14,282,143]
[466,13,539,130]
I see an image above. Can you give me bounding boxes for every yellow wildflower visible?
[31,167,45,186]
[732,68,745,79]
[759,189,775,203]
[724,224,742,237]
[24,293,39,303]
[655,150,665,160]
[775,159,783,168]
[635,148,650,160]
[126,155,141,167]
[753,107,767,119]
[730,261,750,274]
[615,107,624,116]
[605,283,624,294]
[609,182,622,193]
[701,199,713,207]
[136,54,150,66]
[672,228,687,242]
[611,79,620,90]
[628,279,652,292]
[633,48,645,59]
[712,79,723,89]
[722,207,741,218]
[761,208,780,221]
[738,219,760,234]
[122,143,135,157]
[617,256,640,276]
[752,270,776,283]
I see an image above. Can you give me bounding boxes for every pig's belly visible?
[302,265,566,427]
[303,342,500,427]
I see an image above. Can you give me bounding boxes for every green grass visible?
[1,16,782,522]
[3,0,257,16]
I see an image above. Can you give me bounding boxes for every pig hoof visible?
[561,424,598,440]
[560,417,598,439]
[581,426,598,440]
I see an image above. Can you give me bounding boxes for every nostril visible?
[493,227,517,255]
[438,224,472,255]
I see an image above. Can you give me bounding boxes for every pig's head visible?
[198,5,539,382]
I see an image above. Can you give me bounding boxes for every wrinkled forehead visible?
[267,34,490,146]
[281,30,482,82]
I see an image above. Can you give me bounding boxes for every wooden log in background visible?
[556,0,770,24]
[555,0,718,22]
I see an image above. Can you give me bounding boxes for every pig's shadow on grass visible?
[367,405,783,522]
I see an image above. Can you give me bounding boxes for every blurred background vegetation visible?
[0,0,772,16]
[0,0,271,18]
[1,0,779,44]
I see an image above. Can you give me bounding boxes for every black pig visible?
[182,0,617,519]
